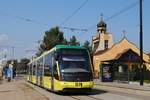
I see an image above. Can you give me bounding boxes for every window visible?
[104,40,108,49]
[44,53,52,76]
[32,63,36,75]
[29,64,32,75]
[37,58,43,76]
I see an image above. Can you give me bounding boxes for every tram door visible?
[29,65,32,81]
[51,57,54,91]
[37,58,44,86]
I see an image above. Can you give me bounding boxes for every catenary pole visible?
[139,0,144,86]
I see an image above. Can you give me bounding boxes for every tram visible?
[27,45,94,92]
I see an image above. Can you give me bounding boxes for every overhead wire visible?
[0,1,139,33]
[87,1,139,31]
[0,10,49,27]
[60,0,89,26]
[59,26,88,32]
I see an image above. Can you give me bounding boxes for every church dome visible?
[97,20,107,28]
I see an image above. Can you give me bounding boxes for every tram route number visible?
[75,82,82,87]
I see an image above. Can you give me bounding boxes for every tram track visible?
[70,95,103,100]
[70,96,81,100]
[87,95,103,100]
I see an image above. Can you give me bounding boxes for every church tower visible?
[92,16,113,52]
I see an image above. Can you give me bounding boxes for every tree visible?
[69,35,80,46]
[43,26,64,50]
[62,38,68,45]
[38,26,65,55]
[82,40,92,54]
[82,40,93,66]
[17,58,30,74]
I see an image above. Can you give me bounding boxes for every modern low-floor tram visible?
[27,45,94,92]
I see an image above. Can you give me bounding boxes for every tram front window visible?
[60,56,91,73]
[58,49,93,81]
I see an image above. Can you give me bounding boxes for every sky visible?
[0,0,150,60]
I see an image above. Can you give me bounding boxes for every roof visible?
[97,20,107,28]
[55,45,85,49]
[95,49,108,55]
[94,37,150,64]
[114,49,134,60]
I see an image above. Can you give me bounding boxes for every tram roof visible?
[28,45,86,64]
[55,45,85,49]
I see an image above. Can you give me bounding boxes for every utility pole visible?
[139,0,144,86]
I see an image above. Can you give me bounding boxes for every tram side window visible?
[33,64,36,75]
[27,65,30,75]
[37,58,43,76]
[40,58,44,76]
[29,64,32,75]
[44,53,52,76]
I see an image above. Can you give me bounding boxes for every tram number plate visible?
[75,83,82,87]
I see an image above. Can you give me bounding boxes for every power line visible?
[59,26,88,32]
[0,10,87,32]
[87,1,139,31]
[0,1,139,33]
[0,10,49,27]
[105,1,138,21]
[60,0,89,26]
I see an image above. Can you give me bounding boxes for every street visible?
[27,80,150,100]
[0,78,150,100]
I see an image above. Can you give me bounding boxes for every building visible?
[92,17,113,52]
[92,18,150,81]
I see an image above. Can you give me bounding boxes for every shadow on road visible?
[57,88,107,96]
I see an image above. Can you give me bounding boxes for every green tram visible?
[27,45,94,92]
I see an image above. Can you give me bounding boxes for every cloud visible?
[0,34,9,45]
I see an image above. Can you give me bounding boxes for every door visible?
[51,57,54,91]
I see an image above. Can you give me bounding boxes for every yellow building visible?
[92,18,150,80]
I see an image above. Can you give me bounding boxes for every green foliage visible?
[82,40,94,66]
[144,80,150,83]
[130,64,150,81]
[36,26,94,59]
[82,40,92,54]
[20,58,30,64]
[17,58,30,74]
[43,26,64,50]
[130,64,140,80]
[62,38,68,45]
[69,35,80,46]
[37,26,65,56]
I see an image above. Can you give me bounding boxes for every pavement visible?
[94,79,150,90]
[94,79,150,96]
[0,78,49,100]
